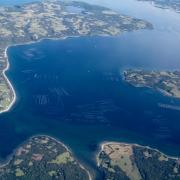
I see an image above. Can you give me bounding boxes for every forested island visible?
[0,136,90,180]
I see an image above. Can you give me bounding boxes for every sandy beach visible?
[98,140,179,165]
[0,46,17,114]
[0,35,81,114]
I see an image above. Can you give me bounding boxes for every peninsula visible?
[0,0,152,113]
[124,70,180,98]
[0,136,180,180]
[97,142,180,180]
[138,0,180,13]
[0,135,90,180]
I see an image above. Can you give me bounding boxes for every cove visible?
[0,35,180,173]
[0,0,180,175]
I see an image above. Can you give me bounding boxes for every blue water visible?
[0,0,180,177]
[0,0,38,6]
[0,36,179,172]
[66,5,84,13]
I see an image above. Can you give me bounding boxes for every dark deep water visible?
[0,0,180,177]
[0,35,180,176]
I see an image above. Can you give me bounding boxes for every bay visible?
[0,0,180,176]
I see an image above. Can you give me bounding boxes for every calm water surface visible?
[0,0,180,176]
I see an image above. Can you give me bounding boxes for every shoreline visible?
[97,140,179,166]
[0,34,117,114]
[0,46,17,114]
[123,69,180,99]
[40,135,93,180]
[0,134,92,180]
[0,36,77,114]
[47,135,93,180]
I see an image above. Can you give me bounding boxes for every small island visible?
[97,142,180,180]
[0,0,153,113]
[124,69,180,98]
[138,0,180,13]
[0,135,90,180]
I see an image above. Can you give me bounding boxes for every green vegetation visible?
[133,146,180,180]
[124,70,180,99]
[98,143,180,180]
[49,152,74,164]
[0,0,152,112]
[0,75,12,112]
[0,136,90,180]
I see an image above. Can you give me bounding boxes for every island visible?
[138,0,180,13]
[97,142,180,180]
[124,69,180,98]
[0,135,90,180]
[0,0,153,113]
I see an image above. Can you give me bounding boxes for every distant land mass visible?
[0,135,90,180]
[139,0,180,13]
[124,69,180,99]
[0,0,153,113]
[97,142,180,180]
[1,1,179,180]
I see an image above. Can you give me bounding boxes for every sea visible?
[0,0,180,177]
